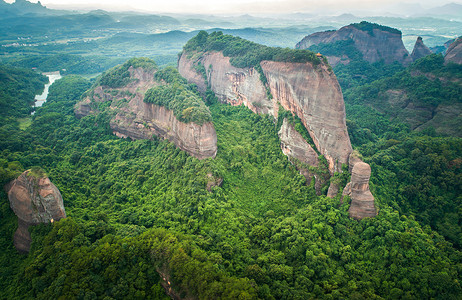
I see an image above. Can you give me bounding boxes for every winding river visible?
[34,71,62,110]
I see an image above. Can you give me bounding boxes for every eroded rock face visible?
[410,37,432,61]
[178,52,272,114]
[262,60,352,172]
[348,162,376,220]
[278,118,319,167]
[278,118,323,191]
[75,66,218,160]
[7,170,66,252]
[296,24,411,65]
[111,102,217,159]
[179,52,352,173]
[445,37,462,64]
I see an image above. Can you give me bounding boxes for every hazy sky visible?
[5,0,462,14]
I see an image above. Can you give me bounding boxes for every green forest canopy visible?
[183,31,322,69]
[0,64,461,299]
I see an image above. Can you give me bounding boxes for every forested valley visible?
[1,1,462,299]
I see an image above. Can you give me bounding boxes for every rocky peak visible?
[7,169,66,252]
[445,37,462,64]
[296,21,412,65]
[345,161,377,220]
[179,46,352,172]
[411,37,432,61]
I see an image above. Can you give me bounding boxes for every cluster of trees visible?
[184,31,322,69]
[0,64,47,122]
[144,66,212,125]
[0,65,461,298]
[351,21,402,36]
[339,53,462,247]
[98,57,158,88]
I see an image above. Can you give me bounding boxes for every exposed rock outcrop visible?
[75,62,218,160]
[278,118,319,168]
[347,162,376,220]
[261,60,351,172]
[445,37,462,64]
[278,118,324,191]
[7,170,66,252]
[111,103,217,159]
[179,51,352,172]
[296,22,412,65]
[410,37,432,61]
[178,52,272,115]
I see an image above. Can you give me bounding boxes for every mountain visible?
[296,21,412,66]
[179,31,376,218]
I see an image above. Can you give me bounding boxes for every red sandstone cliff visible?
[178,52,352,172]
[7,170,66,252]
[296,22,412,65]
[75,64,217,160]
[445,37,462,65]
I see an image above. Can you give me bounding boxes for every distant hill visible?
[296,21,411,66]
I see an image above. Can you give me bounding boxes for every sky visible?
[5,0,462,14]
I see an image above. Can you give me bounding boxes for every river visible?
[33,71,62,110]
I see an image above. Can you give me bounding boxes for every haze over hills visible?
[0,0,461,299]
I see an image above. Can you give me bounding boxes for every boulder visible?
[7,169,66,252]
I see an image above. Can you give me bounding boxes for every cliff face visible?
[111,102,217,159]
[296,23,411,65]
[178,52,272,115]
[445,37,462,64]
[410,37,432,61]
[7,170,66,252]
[261,60,352,172]
[75,65,218,160]
[179,52,352,172]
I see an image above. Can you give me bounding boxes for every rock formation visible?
[278,118,326,192]
[7,169,66,252]
[178,52,272,115]
[346,162,376,219]
[75,61,218,160]
[410,37,432,61]
[296,21,412,65]
[179,51,352,173]
[111,103,217,159]
[278,118,319,168]
[445,37,462,64]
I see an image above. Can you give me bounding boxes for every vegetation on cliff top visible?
[351,21,402,36]
[98,57,158,88]
[144,67,212,125]
[183,31,322,69]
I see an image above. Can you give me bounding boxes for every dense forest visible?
[184,31,323,69]
[0,55,461,299]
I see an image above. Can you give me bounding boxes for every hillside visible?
[0,62,461,298]
[344,54,462,137]
[75,57,217,159]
